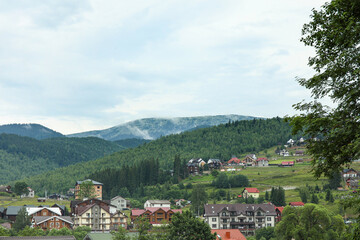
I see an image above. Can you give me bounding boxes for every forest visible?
[14,117,302,195]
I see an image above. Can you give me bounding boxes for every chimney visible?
[226,232,231,238]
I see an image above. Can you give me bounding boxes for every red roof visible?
[237,195,242,198]
[228,157,241,164]
[289,202,304,206]
[211,229,247,240]
[131,209,145,216]
[275,207,284,213]
[281,161,294,165]
[244,188,259,193]
[132,207,182,216]
[256,157,268,161]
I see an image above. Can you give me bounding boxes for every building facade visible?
[75,179,103,200]
[111,196,127,210]
[131,207,181,225]
[204,204,276,237]
[144,200,171,208]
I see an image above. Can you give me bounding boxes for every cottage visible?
[32,215,73,230]
[187,158,206,174]
[4,206,22,222]
[203,204,276,236]
[131,207,182,226]
[275,207,284,222]
[26,207,62,218]
[208,159,222,169]
[295,150,304,156]
[242,188,260,199]
[228,157,242,165]
[243,154,257,166]
[343,169,358,179]
[256,158,269,167]
[279,161,294,167]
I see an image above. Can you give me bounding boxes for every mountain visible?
[0,123,64,140]
[18,117,301,195]
[67,114,261,141]
[0,134,124,184]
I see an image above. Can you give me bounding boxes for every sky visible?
[0,0,328,134]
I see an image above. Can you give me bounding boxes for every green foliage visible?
[0,226,11,236]
[287,0,360,178]
[0,134,123,184]
[167,211,216,240]
[270,187,286,206]
[191,184,208,216]
[299,187,310,203]
[275,204,346,240]
[78,180,96,200]
[212,173,249,189]
[18,226,45,236]
[135,216,151,240]
[19,118,298,194]
[14,181,28,196]
[12,207,31,232]
[111,226,130,240]
[256,227,275,240]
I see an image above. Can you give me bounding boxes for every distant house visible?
[211,229,247,240]
[242,188,260,199]
[342,169,358,179]
[243,154,257,166]
[275,207,284,222]
[228,156,244,166]
[287,139,295,146]
[187,158,206,174]
[144,200,171,208]
[52,204,66,216]
[4,206,22,222]
[295,150,304,156]
[208,159,222,169]
[256,158,269,167]
[75,179,103,200]
[21,187,35,198]
[111,196,127,210]
[32,215,73,230]
[279,161,294,167]
[289,202,304,207]
[175,199,186,207]
[131,207,182,226]
[0,185,12,194]
[279,149,290,157]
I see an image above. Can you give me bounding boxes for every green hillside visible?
[0,134,124,184]
[0,123,64,139]
[16,117,301,195]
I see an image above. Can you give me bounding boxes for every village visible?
[0,138,359,239]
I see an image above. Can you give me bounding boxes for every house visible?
[228,157,242,166]
[75,179,103,200]
[289,202,304,207]
[111,196,127,210]
[26,207,62,218]
[243,154,257,166]
[31,215,73,230]
[72,198,122,231]
[203,204,276,237]
[0,185,12,194]
[279,161,294,167]
[71,198,117,216]
[278,149,289,157]
[208,159,222,169]
[21,187,35,198]
[242,188,260,199]
[295,150,304,156]
[52,204,66,216]
[343,169,358,179]
[287,139,295,146]
[144,200,171,208]
[211,229,247,240]
[131,207,182,226]
[110,210,128,230]
[275,207,284,222]
[187,158,206,174]
[256,158,269,167]
[175,199,186,207]
[4,206,22,222]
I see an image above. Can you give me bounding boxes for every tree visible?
[191,184,208,216]
[111,226,130,240]
[14,182,28,196]
[135,216,151,240]
[265,191,269,201]
[270,187,286,206]
[78,180,96,200]
[12,207,31,232]
[256,227,275,240]
[287,0,360,178]
[167,211,216,240]
[310,194,319,204]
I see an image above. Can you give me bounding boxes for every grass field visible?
[0,196,71,209]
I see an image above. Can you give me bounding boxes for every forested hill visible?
[0,123,64,139]
[67,114,260,141]
[18,117,300,195]
[0,134,124,184]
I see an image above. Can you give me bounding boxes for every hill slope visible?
[0,123,64,139]
[0,134,124,184]
[67,114,260,141]
[18,117,300,195]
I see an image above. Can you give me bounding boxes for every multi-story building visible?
[144,200,171,208]
[72,198,126,231]
[111,196,127,210]
[204,204,276,237]
[75,179,103,200]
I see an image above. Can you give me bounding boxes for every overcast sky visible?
[0,0,328,134]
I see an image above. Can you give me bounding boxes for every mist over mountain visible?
[67,114,261,141]
[0,123,64,140]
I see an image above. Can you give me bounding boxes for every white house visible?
[111,196,127,210]
[144,200,171,208]
[21,187,35,198]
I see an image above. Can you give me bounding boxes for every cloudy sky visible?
[0,0,328,134]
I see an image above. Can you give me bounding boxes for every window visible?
[50,222,54,228]
[62,222,65,226]
[249,218,253,221]
[222,212,227,216]
[212,224,217,228]
[267,223,271,227]
[212,218,216,222]
[223,219,227,223]
[222,225,227,229]
[267,217,271,221]
[43,212,46,216]
[56,222,59,228]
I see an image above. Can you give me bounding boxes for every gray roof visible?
[5,206,23,215]
[204,204,276,217]
[0,237,75,240]
[76,179,103,185]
